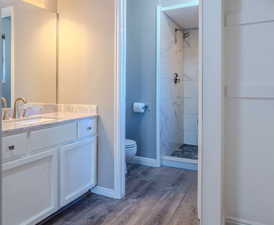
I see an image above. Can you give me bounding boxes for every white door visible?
[2,149,58,225]
[60,137,97,207]
[224,1,274,224]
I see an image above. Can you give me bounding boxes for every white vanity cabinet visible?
[60,136,97,207]
[2,149,58,225]
[2,117,97,225]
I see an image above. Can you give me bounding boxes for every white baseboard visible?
[91,186,120,199]
[161,156,198,171]
[131,156,160,167]
[226,217,268,225]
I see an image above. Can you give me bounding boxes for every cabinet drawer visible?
[2,133,28,162]
[30,122,77,151]
[78,118,97,138]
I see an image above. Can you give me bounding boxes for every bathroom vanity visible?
[2,110,98,225]
[1,3,99,225]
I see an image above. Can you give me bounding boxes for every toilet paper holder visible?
[133,103,149,113]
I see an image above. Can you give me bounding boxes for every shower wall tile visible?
[184,131,198,146]
[183,30,199,146]
[183,82,198,98]
[160,12,184,155]
[159,10,199,151]
[184,98,198,115]
[184,115,198,132]
[183,29,199,48]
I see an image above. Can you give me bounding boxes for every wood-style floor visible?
[42,164,199,225]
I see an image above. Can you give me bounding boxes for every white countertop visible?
[2,112,98,137]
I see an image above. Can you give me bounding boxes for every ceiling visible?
[164,5,199,29]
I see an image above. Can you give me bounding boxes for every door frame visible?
[113,0,126,199]
[114,0,225,225]
[199,0,224,224]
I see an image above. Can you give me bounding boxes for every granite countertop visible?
[2,112,98,137]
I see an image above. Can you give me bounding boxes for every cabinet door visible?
[2,149,58,225]
[60,137,97,207]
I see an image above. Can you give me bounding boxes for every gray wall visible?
[126,0,158,159]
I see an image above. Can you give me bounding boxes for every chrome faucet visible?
[13,97,27,119]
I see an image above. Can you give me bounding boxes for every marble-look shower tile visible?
[160,12,185,156]
[183,30,199,49]
[184,82,198,98]
[183,30,199,148]
[184,115,198,132]
[184,131,198,146]
[184,98,198,115]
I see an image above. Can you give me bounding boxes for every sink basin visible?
[4,117,57,126]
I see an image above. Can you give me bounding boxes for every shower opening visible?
[157,2,200,169]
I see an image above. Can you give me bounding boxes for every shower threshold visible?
[161,156,198,171]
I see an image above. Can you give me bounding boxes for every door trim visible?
[113,0,126,199]
[200,0,224,225]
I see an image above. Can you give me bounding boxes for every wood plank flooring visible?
[42,164,199,225]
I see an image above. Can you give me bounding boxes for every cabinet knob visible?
[8,145,15,151]
[87,127,92,131]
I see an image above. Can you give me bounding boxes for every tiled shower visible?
[160,9,199,161]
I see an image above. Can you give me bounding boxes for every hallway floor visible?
[42,165,199,225]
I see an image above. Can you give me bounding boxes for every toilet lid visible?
[125,139,136,147]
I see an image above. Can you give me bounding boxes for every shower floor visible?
[171,144,198,160]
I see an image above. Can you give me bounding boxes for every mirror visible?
[1,2,57,107]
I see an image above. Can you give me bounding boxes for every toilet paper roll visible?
[133,103,147,113]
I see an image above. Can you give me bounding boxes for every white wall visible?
[224,1,274,224]
[0,0,19,8]
[159,11,184,156]
[183,29,198,145]
[0,0,57,12]
[160,0,195,7]
[43,0,56,11]
[22,0,57,11]
[57,0,116,189]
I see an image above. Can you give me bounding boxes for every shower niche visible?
[158,1,200,168]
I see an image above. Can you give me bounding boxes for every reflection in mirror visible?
[2,15,11,107]
[1,2,57,108]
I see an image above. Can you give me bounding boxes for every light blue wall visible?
[126,0,158,159]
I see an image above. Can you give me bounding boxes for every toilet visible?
[125,139,137,173]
